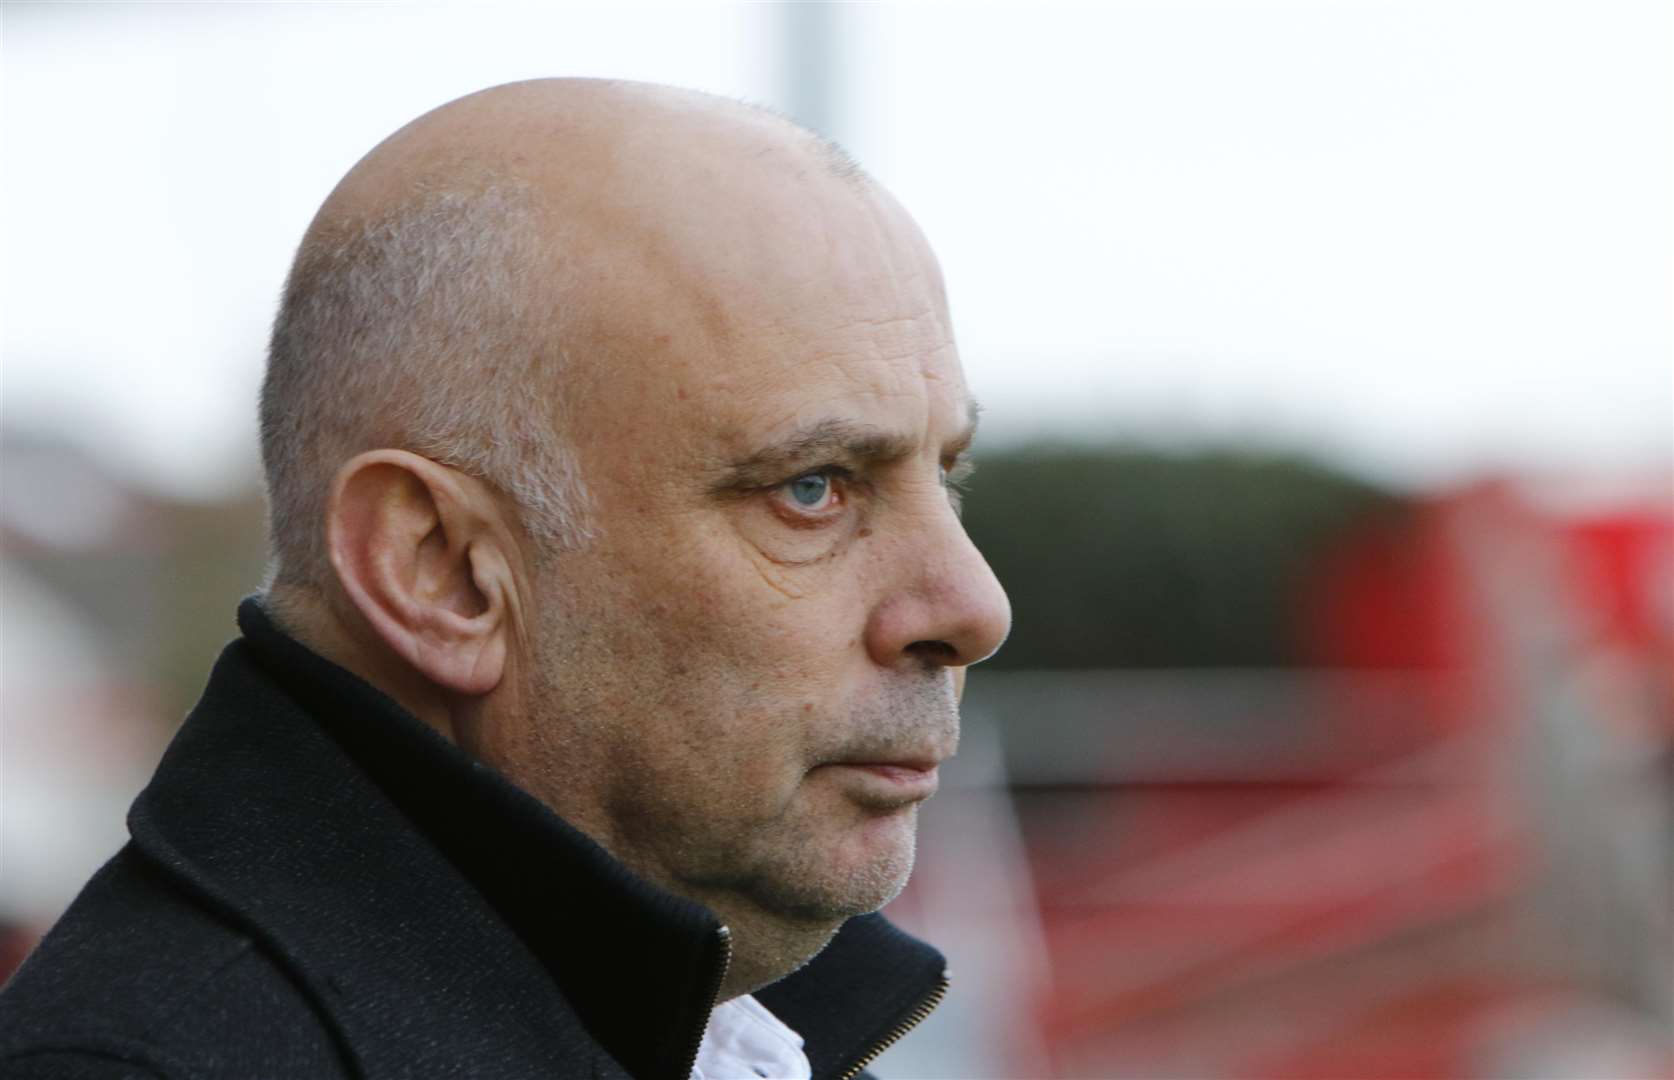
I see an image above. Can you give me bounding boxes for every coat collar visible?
[129,600,945,1079]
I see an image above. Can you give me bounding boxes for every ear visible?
[326,449,514,697]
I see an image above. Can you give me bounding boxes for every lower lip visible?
[824,763,940,801]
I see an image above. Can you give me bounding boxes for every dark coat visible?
[0,601,947,1079]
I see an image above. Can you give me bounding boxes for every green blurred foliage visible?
[960,444,1403,669]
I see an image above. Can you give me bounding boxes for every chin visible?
[751,814,919,923]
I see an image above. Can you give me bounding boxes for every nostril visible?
[904,640,959,668]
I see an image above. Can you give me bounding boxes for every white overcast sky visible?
[3,1,1670,498]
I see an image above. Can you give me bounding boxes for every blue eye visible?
[787,472,831,507]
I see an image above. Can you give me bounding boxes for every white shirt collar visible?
[691,993,812,1080]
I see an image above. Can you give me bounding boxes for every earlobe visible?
[327,450,511,698]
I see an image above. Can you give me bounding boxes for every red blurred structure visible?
[1016,479,1673,1078]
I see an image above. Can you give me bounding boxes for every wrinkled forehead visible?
[558,158,966,466]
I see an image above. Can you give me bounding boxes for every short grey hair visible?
[259,182,591,590]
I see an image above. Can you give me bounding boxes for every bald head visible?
[260,79,874,589]
[318,79,867,226]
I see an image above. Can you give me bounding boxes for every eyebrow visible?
[711,399,982,493]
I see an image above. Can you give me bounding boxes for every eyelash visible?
[943,458,973,514]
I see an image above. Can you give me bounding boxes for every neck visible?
[684,892,841,1000]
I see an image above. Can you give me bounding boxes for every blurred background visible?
[3,2,1670,1076]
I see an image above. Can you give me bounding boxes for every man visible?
[0,79,1009,1079]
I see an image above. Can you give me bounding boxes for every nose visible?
[864,499,1012,672]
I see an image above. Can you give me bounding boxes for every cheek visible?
[576,514,872,777]
[629,519,862,661]
[612,676,816,836]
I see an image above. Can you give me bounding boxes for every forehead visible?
[565,168,968,469]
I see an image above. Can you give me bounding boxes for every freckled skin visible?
[334,81,1012,999]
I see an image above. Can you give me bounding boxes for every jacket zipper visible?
[836,972,950,1080]
[678,924,733,1080]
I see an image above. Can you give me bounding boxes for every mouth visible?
[815,759,941,805]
